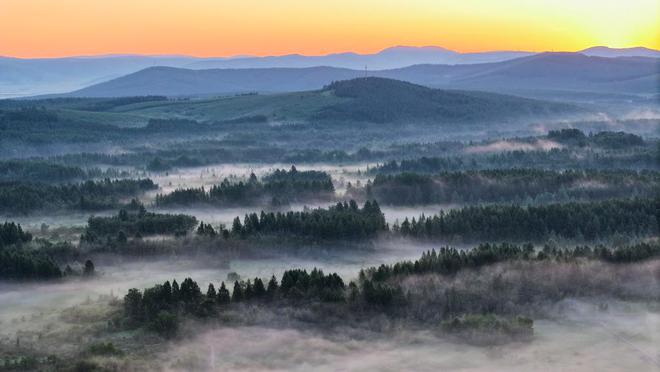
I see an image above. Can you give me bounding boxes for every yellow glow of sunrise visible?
[0,0,657,58]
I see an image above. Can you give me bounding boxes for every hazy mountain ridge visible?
[65,52,659,99]
[2,46,657,98]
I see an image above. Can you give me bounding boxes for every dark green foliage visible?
[280,268,345,302]
[0,178,157,214]
[548,128,587,145]
[230,200,386,240]
[374,143,659,173]
[123,240,659,335]
[0,222,60,280]
[394,198,657,242]
[548,128,644,149]
[149,311,178,338]
[0,248,62,280]
[231,281,244,302]
[590,131,644,149]
[87,342,123,356]
[0,222,32,248]
[206,283,217,299]
[217,282,231,304]
[362,169,659,205]
[197,222,220,237]
[69,96,168,112]
[362,241,660,284]
[83,259,95,277]
[0,160,91,183]
[82,208,197,242]
[156,167,334,207]
[314,78,575,123]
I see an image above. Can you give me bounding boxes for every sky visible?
[1,0,658,58]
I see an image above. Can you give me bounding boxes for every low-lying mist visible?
[156,300,660,372]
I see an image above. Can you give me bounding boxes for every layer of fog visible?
[158,300,660,372]
[464,139,563,154]
[0,240,434,340]
[145,162,375,197]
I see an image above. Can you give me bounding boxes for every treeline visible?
[351,169,659,205]
[0,178,157,214]
[361,241,660,284]
[547,128,644,149]
[122,240,660,336]
[374,147,659,173]
[393,198,657,242]
[81,205,197,243]
[229,200,387,240]
[123,268,345,336]
[156,167,334,207]
[0,248,62,280]
[0,221,88,280]
[0,222,32,248]
[0,160,126,183]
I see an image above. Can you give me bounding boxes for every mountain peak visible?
[579,46,660,58]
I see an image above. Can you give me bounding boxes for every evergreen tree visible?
[253,278,266,298]
[231,281,243,302]
[217,282,231,304]
[266,275,279,300]
[207,283,217,299]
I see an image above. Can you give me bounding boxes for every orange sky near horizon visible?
[1,0,658,58]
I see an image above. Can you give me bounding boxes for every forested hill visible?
[313,77,580,123]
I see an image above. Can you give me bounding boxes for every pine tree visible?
[217,282,231,304]
[171,279,180,300]
[253,278,266,298]
[207,283,217,299]
[266,275,279,300]
[231,281,243,302]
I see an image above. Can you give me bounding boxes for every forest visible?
[350,169,659,205]
[393,198,658,242]
[0,75,658,371]
[155,167,334,207]
[0,178,157,214]
[119,240,660,338]
[228,200,387,240]
[81,205,198,243]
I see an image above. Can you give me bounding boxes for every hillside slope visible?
[114,78,582,124]
[312,78,580,123]
[65,53,659,99]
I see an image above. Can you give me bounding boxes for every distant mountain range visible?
[65,52,659,99]
[580,46,660,58]
[1,46,658,98]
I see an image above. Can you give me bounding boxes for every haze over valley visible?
[0,1,659,370]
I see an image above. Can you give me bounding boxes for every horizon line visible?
[1,45,656,60]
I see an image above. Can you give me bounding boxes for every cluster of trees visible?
[374,146,658,173]
[81,206,198,243]
[0,248,62,280]
[0,160,125,183]
[229,200,386,240]
[350,169,659,205]
[122,239,660,336]
[0,222,99,280]
[155,167,334,207]
[548,128,644,149]
[393,198,657,242]
[123,268,345,336]
[0,178,157,214]
[0,222,32,248]
[361,241,660,284]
